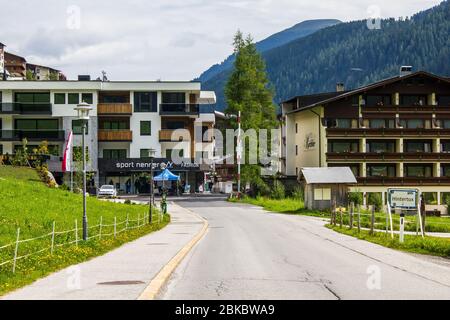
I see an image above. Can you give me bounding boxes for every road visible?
[158,198,450,300]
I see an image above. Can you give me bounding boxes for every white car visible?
[98,185,117,198]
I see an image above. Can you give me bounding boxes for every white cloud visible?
[0,0,442,80]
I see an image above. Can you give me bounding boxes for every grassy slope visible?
[0,166,169,295]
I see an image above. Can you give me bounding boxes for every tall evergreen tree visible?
[224,30,277,195]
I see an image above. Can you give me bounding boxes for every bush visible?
[348,191,363,206]
[291,185,304,201]
[368,192,383,212]
[124,199,132,205]
[271,180,285,199]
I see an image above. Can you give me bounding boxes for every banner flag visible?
[62,131,73,172]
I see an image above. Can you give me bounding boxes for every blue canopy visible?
[153,168,180,181]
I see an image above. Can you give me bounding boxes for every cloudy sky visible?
[0,0,442,80]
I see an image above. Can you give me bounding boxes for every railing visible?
[0,211,161,273]
[159,103,199,115]
[97,103,132,115]
[0,130,65,141]
[326,152,450,161]
[362,105,450,114]
[326,128,450,137]
[159,129,190,142]
[357,176,450,186]
[0,102,52,114]
[98,129,132,141]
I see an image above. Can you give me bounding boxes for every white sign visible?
[388,188,418,209]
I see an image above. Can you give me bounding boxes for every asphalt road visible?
[158,198,450,300]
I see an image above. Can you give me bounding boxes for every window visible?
[404,140,432,153]
[54,93,66,104]
[404,164,432,177]
[103,149,127,159]
[335,119,352,128]
[437,95,450,107]
[81,93,93,104]
[423,192,438,205]
[367,165,396,177]
[72,120,88,135]
[441,140,450,153]
[314,188,331,201]
[399,119,425,129]
[140,121,151,136]
[366,94,391,107]
[15,119,58,130]
[68,93,79,104]
[443,120,450,129]
[165,149,184,159]
[15,92,50,104]
[140,149,156,158]
[164,121,186,129]
[101,120,129,130]
[366,140,395,153]
[134,92,157,112]
[162,92,185,104]
[328,140,359,153]
[369,119,395,129]
[400,95,427,106]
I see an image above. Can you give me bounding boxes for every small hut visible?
[300,167,357,210]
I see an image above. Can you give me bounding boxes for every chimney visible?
[336,82,345,92]
[400,66,412,77]
[78,75,91,81]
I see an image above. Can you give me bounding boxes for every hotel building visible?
[280,70,450,214]
[0,79,216,193]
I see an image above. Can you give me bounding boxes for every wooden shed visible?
[300,167,357,210]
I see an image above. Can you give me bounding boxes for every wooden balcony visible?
[159,129,190,142]
[98,130,132,141]
[326,128,450,138]
[97,103,132,115]
[357,177,450,186]
[327,152,450,162]
[362,105,450,114]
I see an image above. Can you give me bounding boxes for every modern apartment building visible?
[0,79,216,194]
[280,70,450,213]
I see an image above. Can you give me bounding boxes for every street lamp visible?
[148,149,156,224]
[74,102,92,241]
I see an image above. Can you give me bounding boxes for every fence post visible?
[357,206,361,233]
[339,208,343,228]
[370,206,375,235]
[99,216,103,240]
[114,217,117,238]
[349,203,354,230]
[12,228,20,273]
[51,221,56,255]
[332,201,336,226]
[75,219,78,246]
[386,212,389,236]
[126,213,129,230]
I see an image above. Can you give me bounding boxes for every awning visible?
[153,168,180,181]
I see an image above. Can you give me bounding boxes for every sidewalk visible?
[2,203,205,300]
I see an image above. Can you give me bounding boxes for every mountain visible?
[196,19,341,84]
[202,0,450,111]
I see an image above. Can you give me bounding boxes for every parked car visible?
[97,185,117,198]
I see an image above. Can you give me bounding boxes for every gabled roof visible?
[301,167,357,184]
[285,71,450,114]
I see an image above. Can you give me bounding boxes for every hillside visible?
[196,19,341,83]
[202,0,450,111]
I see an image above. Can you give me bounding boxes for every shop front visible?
[98,158,212,195]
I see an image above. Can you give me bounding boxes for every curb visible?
[137,203,208,300]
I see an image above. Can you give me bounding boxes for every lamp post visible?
[74,102,92,241]
[148,149,156,224]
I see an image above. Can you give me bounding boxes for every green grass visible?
[0,165,170,296]
[327,224,450,257]
[230,196,329,218]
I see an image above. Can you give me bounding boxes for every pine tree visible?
[224,31,277,195]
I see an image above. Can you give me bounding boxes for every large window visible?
[140,121,151,136]
[81,93,93,104]
[15,119,58,130]
[400,95,427,106]
[441,165,450,177]
[54,93,66,104]
[404,140,432,153]
[103,149,126,159]
[162,92,185,104]
[15,92,50,104]
[365,94,391,107]
[68,93,79,104]
[399,119,425,129]
[437,95,450,107]
[328,140,359,153]
[441,140,450,153]
[369,119,395,129]
[367,164,396,177]
[404,164,432,177]
[72,120,88,135]
[100,120,129,130]
[366,140,395,153]
[134,92,157,112]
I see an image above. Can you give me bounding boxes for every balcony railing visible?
[159,129,190,142]
[326,152,450,161]
[98,130,132,141]
[326,128,450,137]
[362,105,450,114]
[97,103,132,115]
[0,102,52,114]
[357,176,450,186]
[0,130,65,141]
[159,104,199,116]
